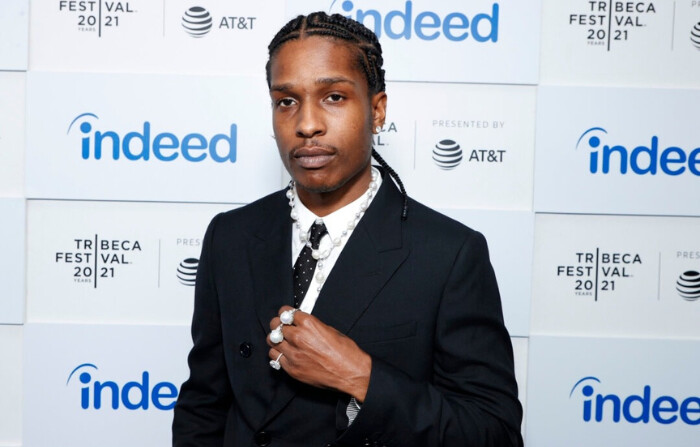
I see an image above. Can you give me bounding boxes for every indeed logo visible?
[67,113,237,163]
[570,377,700,425]
[332,1,499,42]
[66,363,179,410]
[576,127,700,176]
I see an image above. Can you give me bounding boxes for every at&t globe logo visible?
[432,139,462,169]
[676,270,700,301]
[177,258,199,286]
[182,7,213,37]
[576,127,700,176]
[330,0,499,42]
[691,22,700,50]
[66,363,179,410]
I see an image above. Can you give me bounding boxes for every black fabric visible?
[292,222,327,307]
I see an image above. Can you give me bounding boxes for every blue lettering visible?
[69,115,237,164]
[94,380,119,410]
[152,382,178,410]
[443,13,469,41]
[67,365,178,411]
[121,371,149,410]
[153,133,179,161]
[622,386,651,423]
[680,397,700,425]
[122,122,150,161]
[414,12,440,40]
[340,1,499,42]
[471,4,499,42]
[181,133,208,162]
[582,131,698,176]
[652,396,678,424]
[571,378,698,426]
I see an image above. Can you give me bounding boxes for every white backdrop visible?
[1,0,699,446]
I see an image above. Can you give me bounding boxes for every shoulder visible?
[206,189,287,240]
[404,196,483,245]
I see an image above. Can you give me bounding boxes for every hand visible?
[267,306,372,402]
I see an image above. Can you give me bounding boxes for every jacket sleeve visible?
[338,231,523,447]
[172,213,233,446]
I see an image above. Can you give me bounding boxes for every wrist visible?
[346,351,372,403]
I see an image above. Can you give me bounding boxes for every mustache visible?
[290,140,338,156]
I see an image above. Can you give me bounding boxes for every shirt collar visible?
[294,166,382,239]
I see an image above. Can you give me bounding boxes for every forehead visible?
[269,35,366,88]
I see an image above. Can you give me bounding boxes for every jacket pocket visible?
[350,321,417,345]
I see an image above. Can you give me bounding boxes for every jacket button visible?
[254,430,271,446]
[239,342,252,358]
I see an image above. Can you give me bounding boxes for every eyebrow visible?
[270,77,356,93]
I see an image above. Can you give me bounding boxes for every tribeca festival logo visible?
[692,22,700,50]
[569,376,700,425]
[66,363,178,410]
[576,127,700,176]
[556,249,642,300]
[54,235,142,288]
[58,1,136,37]
[181,5,256,37]
[329,1,499,42]
[566,1,658,50]
[67,113,237,163]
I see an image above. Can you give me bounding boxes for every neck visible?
[296,165,373,217]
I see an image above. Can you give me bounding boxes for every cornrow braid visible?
[372,149,408,221]
[266,12,385,95]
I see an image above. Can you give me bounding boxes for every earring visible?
[374,125,382,134]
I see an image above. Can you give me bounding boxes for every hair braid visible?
[267,12,406,219]
[372,149,408,220]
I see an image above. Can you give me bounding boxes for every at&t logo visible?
[570,377,700,425]
[576,127,700,176]
[66,363,179,410]
[330,1,499,42]
[68,113,237,163]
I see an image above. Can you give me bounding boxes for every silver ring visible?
[270,325,284,344]
[269,352,284,370]
[280,308,298,325]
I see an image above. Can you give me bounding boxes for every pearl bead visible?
[333,238,341,246]
[370,181,377,190]
[290,210,298,220]
[315,218,323,225]
[360,201,368,211]
[315,271,325,283]
[317,261,324,268]
[347,221,356,230]
[270,328,284,344]
[286,189,293,199]
[311,250,320,260]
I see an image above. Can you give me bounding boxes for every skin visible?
[266,35,388,402]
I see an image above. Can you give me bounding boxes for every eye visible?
[326,93,345,103]
[275,98,296,108]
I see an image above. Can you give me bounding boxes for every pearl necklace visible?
[287,168,379,293]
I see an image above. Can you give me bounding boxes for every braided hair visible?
[266,11,408,220]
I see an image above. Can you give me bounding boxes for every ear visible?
[370,92,387,133]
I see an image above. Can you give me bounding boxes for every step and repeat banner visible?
[1,0,699,446]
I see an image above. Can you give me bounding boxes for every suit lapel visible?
[249,192,293,335]
[260,173,409,427]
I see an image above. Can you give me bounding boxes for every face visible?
[268,36,387,203]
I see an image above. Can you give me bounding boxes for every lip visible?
[292,146,335,169]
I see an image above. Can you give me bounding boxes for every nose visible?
[295,101,325,138]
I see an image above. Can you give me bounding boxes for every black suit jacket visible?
[173,171,523,447]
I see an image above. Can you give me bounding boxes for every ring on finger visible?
[269,352,284,370]
[270,324,284,344]
[280,308,298,325]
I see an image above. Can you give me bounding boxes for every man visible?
[173,12,522,447]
